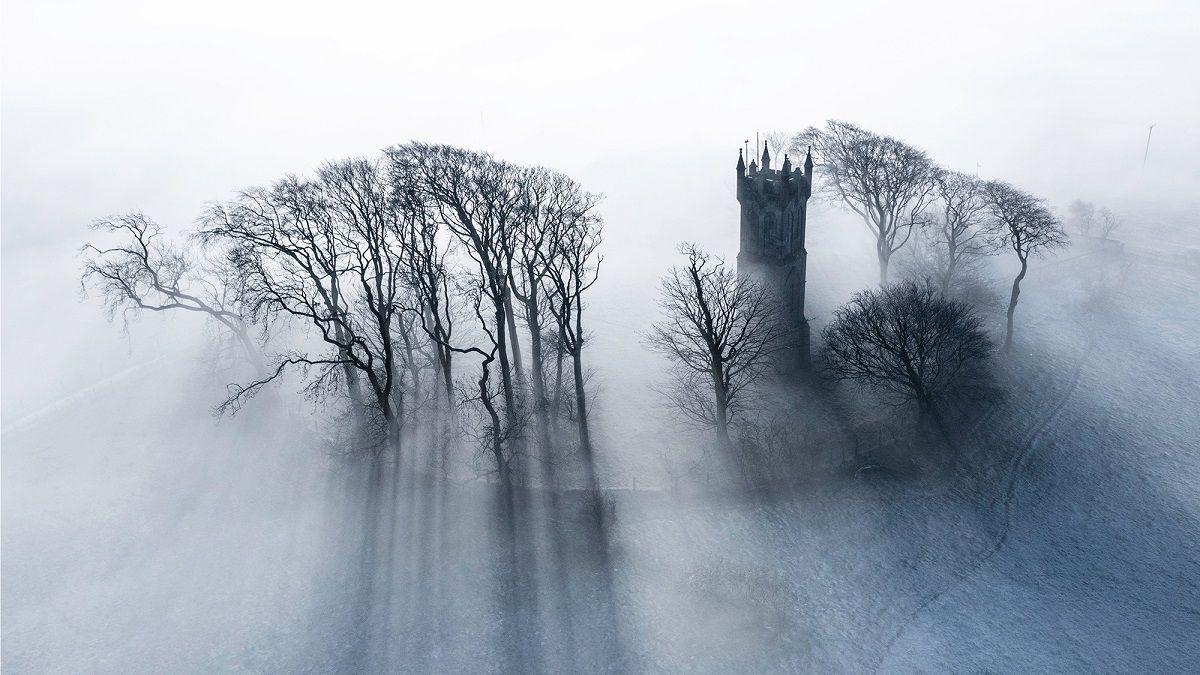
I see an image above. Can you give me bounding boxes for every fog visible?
[5,0,1199,417]
[4,0,1200,671]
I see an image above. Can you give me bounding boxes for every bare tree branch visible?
[80,212,264,374]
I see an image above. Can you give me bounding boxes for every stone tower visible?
[736,141,814,371]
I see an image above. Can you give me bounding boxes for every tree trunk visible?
[440,349,454,405]
[710,363,732,448]
[1004,257,1028,353]
[503,289,525,386]
[329,286,364,414]
[941,244,957,296]
[396,327,421,414]
[571,351,591,456]
[917,398,956,467]
[424,305,455,406]
[552,334,565,439]
[878,248,891,286]
[526,302,551,455]
[493,300,516,419]
[343,361,365,410]
[478,361,507,484]
[408,363,422,410]
[384,408,402,455]
[333,323,365,411]
[914,400,935,463]
[571,349,598,491]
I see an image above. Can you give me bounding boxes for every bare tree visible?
[393,194,458,406]
[509,167,562,453]
[539,185,604,470]
[320,157,416,440]
[762,131,794,164]
[796,120,937,285]
[545,324,570,438]
[198,157,415,450]
[645,244,785,446]
[822,281,994,437]
[1066,200,1118,240]
[446,279,516,483]
[1097,207,1121,240]
[928,170,996,296]
[81,213,264,375]
[390,143,525,428]
[84,143,607,479]
[1067,199,1096,238]
[981,181,1068,352]
[207,177,365,410]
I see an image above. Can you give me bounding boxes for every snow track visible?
[874,340,1095,672]
[1,354,171,436]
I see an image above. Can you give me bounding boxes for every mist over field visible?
[4,1,1200,672]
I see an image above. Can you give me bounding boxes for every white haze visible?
[4,0,1198,418]
[4,0,1200,671]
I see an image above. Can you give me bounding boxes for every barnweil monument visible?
[735,141,814,372]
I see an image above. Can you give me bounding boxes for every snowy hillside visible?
[4,210,1198,671]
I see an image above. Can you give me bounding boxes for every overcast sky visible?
[5,0,1198,228]
[3,0,1198,418]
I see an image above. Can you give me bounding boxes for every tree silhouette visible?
[981,181,1068,352]
[795,120,938,285]
[823,281,994,443]
[646,244,785,446]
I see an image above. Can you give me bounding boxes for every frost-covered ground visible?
[4,213,1199,672]
[877,229,1200,671]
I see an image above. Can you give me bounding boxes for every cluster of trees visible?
[649,122,1070,468]
[1067,199,1122,240]
[82,144,603,483]
[84,124,1075,485]
[645,246,997,465]
[793,120,1068,352]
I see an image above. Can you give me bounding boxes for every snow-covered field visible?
[878,230,1200,671]
[4,208,1198,672]
[2,181,1200,667]
[5,0,1199,666]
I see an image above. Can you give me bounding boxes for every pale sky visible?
[3,0,1198,417]
[4,0,1197,231]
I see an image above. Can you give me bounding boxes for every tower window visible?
[765,212,779,244]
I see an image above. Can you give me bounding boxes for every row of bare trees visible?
[1067,199,1122,240]
[792,120,1068,351]
[82,143,604,483]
